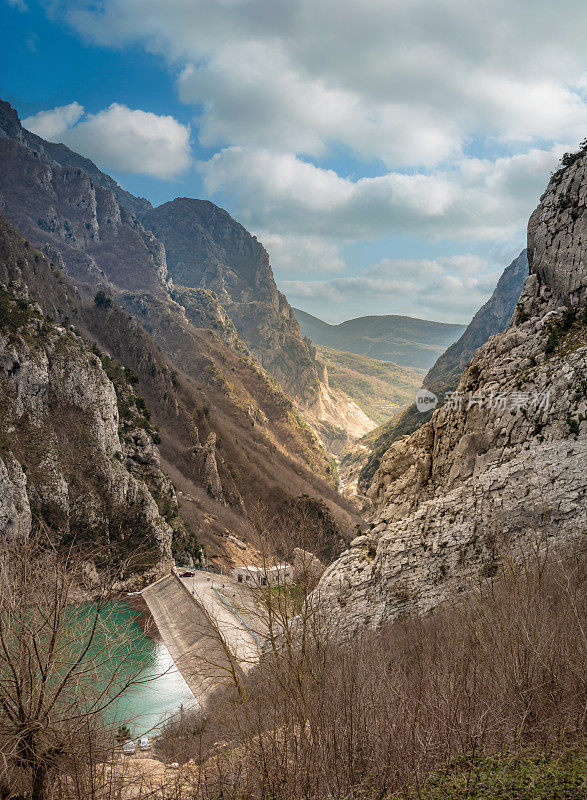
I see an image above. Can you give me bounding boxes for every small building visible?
[233,563,294,587]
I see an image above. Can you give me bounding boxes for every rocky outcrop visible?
[0,274,173,566]
[356,250,528,492]
[142,198,324,405]
[199,432,225,505]
[317,152,587,633]
[0,452,31,540]
[293,547,324,583]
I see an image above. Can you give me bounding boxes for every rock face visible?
[356,250,528,492]
[293,547,324,583]
[142,199,323,405]
[317,154,587,633]
[0,223,174,567]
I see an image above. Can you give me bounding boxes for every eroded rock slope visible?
[317,153,587,631]
[0,217,175,573]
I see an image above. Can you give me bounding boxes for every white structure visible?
[233,563,294,587]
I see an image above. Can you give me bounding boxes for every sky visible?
[2,1,587,324]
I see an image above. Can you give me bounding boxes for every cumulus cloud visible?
[281,255,502,323]
[23,102,192,179]
[45,0,587,317]
[259,232,345,276]
[56,0,587,166]
[23,102,84,139]
[199,144,563,244]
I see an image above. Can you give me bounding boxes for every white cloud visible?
[282,255,502,323]
[7,0,29,11]
[259,232,345,276]
[23,102,192,179]
[199,144,563,245]
[44,0,587,318]
[56,0,587,167]
[23,102,83,139]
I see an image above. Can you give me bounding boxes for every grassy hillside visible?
[317,345,422,424]
[295,308,466,370]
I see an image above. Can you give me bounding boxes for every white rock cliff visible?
[317,149,587,632]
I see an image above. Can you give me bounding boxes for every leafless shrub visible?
[165,536,586,800]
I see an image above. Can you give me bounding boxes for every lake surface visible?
[90,601,197,737]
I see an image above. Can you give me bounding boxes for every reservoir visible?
[93,600,197,737]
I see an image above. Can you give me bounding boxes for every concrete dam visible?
[141,572,261,710]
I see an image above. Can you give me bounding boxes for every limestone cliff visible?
[317,152,587,632]
[0,219,174,572]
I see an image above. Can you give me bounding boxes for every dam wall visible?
[141,572,246,710]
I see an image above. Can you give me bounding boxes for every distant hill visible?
[316,346,422,425]
[354,249,529,491]
[294,309,466,371]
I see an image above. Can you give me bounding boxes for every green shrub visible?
[516,301,530,324]
[93,290,112,309]
[545,328,559,354]
[404,748,587,800]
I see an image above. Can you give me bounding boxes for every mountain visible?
[140,200,374,450]
[353,250,529,491]
[0,100,151,218]
[314,346,422,425]
[142,199,324,406]
[294,309,466,370]
[1,101,372,455]
[317,150,587,631]
[425,250,529,392]
[0,100,364,567]
[0,216,175,576]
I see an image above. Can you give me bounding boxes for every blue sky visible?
[3,0,587,323]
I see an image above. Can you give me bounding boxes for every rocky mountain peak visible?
[142,197,279,307]
[525,149,587,311]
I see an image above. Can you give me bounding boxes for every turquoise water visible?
[83,601,197,737]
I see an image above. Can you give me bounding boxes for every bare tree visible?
[0,532,161,800]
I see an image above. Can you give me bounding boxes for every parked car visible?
[122,740,136,755]
[179,571,195,578]
[139,736,150,751]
